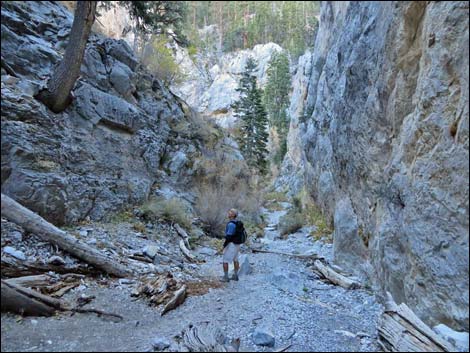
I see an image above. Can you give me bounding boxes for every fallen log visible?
[174,223,191,249]
[250,248,322,260]
[378,292,455,352]
[4,274,56,288]
[1,194,130,278]
[1,280,123,320]
[312,260,361,289]
[1,282,55,316]
[161,284,186,316]
[179,239,198,263]
[1,255,100,278]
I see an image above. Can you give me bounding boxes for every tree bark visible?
[312,260,361,289]
[378,292,455,352]
[1,194,131,278]
[1,282,55,316]
[161,285,186,316]
[36,1,97,113]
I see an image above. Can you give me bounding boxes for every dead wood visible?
[181,322,239,352]
[161,285,187,316]
[312,260,361,289]
[1,194,130,277]
[378,292,455,352]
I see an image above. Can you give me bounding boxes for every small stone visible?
[47,340,52,345]
[10,231,23,242]
[238,255,252,276]
[47,256,65,266]
[334,330,356,338]
[253,328,275,347]
[119,278,135,285]
[31,319,38,325]
[143,245,159,259]
[79,230,88,237]
[3,246,26,261]
[87,238,97,245]
[151,337,170,351]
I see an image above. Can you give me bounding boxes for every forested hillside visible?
[183,1,319,57]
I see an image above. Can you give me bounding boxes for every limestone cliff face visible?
[172,38,284,128]
[1,1,238,225]
[282,1,469,330]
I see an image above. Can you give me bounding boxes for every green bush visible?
[279,210,304,236]
[140,198,192,230]
[142,35,186,85]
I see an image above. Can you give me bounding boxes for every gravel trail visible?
[1,204,382,352]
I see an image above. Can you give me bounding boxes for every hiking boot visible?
[221,274,230,282]
[231,273,239,281]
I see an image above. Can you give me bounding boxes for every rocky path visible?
[1,204,382,352]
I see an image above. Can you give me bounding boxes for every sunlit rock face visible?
[173,39,283,129]
[280,1,469,330]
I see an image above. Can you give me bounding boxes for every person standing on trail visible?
[221,208,247,282]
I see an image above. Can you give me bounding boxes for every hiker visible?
[221,208,246,282]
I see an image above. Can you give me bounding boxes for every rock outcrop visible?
[1,1,237,225]
[172,38,283,128]
[275,51,313,196]
[279,1,469,330]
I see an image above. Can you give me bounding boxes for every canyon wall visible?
[280,1,469,330]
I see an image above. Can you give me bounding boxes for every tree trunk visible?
[1,282,55,316]
[1,194,130,278]
[312,260,361,289]
[36,1,97,113]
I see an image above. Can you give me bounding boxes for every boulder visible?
[151,336,171,351]
[433,324,469,352]
[3,246,26,261]
[143,245,159,259]
[252,328,275,347]
[238,254,252,276]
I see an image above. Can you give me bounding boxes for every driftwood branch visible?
[161,285,186,316]
[1,280,122,320]
[181,322,239,352]
[378,292,455,352]
[179,239,198,263]
[1,193,130,278]
[250,248,322,260]
[312,260,361,289]
[174,223,191,249]
[1,255,100,278]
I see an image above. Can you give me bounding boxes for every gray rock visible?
[3,246,26,261]
[252,328,275,347]
[151,337,170,351]
[10,231,23,242]
[433,324,469,352]
[238,254,252,276]
[143,245,159,259]
[197,247,217,256]
[333,197,367,272]
[47,256,66,266]
[277,1,469,331]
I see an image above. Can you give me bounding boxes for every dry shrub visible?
[140,198,192,230]
[279,210,304,236]
[193,151,263,238]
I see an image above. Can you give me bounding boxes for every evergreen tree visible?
[264,51,291,163]
[232,57,269,173]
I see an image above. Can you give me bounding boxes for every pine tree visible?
[232,57,269,173]
[264,51,291,164]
